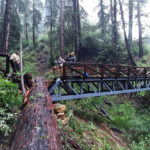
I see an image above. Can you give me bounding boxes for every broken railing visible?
[62,62,150,79]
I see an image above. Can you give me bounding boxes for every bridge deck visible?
[49,63,150,101]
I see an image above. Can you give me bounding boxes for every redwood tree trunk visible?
[0,0,5,14]
[25,15,29,45]
[113,0,118,64]
[50,0,53,65]
[76,0,82,52]
[72,0,77,54]
[2,0,12,54]
[119,0,136,66]
[110,0,113,25]
[32,0,36,47]
[137,0,143,58]
[60,0,65,58]
[11,77,62,150]
[100,0,105,37]
[128,0,133,44]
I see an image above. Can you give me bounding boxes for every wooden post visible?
[11,77,62,150]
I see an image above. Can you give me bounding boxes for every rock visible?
[57,112,65,120]
[54,105,66,113]
[62,117,68,124]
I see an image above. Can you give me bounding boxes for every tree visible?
[45,0,58,65]
[32,0,36,47]
[15,0,31,45]
[128,0,133,44]
[119,0,136,66]
[9,7,21,50]
[60,0,65,58]
[72,0,77,53]
[0,0,5,14]
[98,0,119,64]
[98,0,105,38]
[76,0,82,52]
[32,0,42,47]
[113,0,118,64]
[1,0,12,54]
[23,0,30,45]
[137,0,143,58]
[0,0,5,51]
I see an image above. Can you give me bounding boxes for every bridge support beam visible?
[49,78,150,102]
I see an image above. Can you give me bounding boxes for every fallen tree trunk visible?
[11,77,62,150]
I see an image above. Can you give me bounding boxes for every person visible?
[58,56,65,67]
[52,56,65,75]
[69,52,76,62]
[10,51,21,72]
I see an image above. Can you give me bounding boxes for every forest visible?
[0,0,150,149]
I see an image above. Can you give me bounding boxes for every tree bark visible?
[25,14,29,45]
[99,0,105,37]
[110,0,113,25]
[0,0,5,14]
[0,0,5,52]
[60,0,65,58]
[113,0,118,64]
[119,0,136,66]
[32,0,36,47]
[137,0,143,58]
[50,0,53,65]
[1,0,12,54]
[128,0,133,44]
[72,0,77,54]
[76,0,82,52]
[11,77,62,150]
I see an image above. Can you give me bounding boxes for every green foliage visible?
[109,102,136,129]
[34,9,42,29]
[0,77,22,137]
[0,77,22,110]
[106,97,150,149]
[69,117,83,135]
[23,51,37,75]
[9,7,21,51]
[0,108,17,136]
[58,110,120,150]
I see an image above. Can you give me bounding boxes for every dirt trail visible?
[35,51,50,75]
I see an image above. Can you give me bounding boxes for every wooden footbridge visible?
[1,54,150,150]
[1,53,150,102]
[49,62,150,101]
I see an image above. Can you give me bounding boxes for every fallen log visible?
[11,77,62,150]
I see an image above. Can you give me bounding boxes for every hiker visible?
[10,51,21,72]
[52,56,65,75]
[58,56,65,67]
[57,56,65,74]
[69,52,76,62]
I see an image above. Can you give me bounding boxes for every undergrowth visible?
[58,110,120,150]
[0,77,22,137]
[63,94,150,150]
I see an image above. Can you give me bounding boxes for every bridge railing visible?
[62,62,150,78]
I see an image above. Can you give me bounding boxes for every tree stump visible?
[11,77,62,150]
